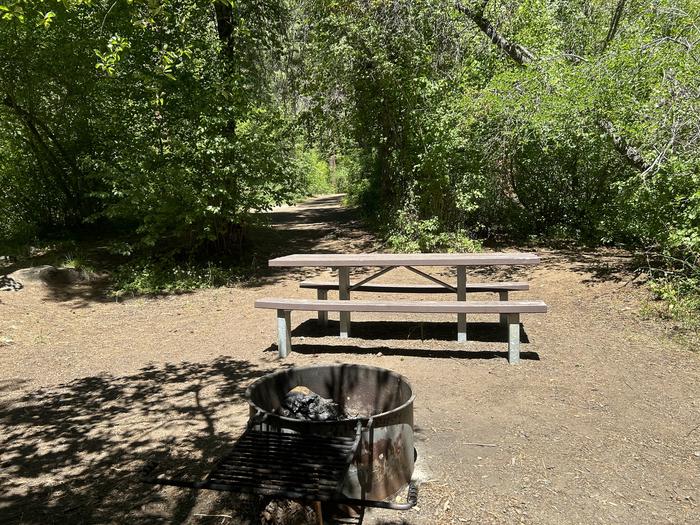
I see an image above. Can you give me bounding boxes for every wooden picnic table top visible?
[268,252,540,267]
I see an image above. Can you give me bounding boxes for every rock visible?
[289,385,314,396]
[8,265,83,287]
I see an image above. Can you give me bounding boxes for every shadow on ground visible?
[292,319,531,344]
[536,249,641,285]
[4,195,644,312]
[0,357,273,524]
[243,195,378,287]
[276,344,539,362]
[42,276,114,308]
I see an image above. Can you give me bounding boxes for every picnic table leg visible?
[457,265,467,342]
[499,290,508,325]
[339,267,350,338]
[317,289,328,327]
[507,313,520,364]
[277,309,292,358]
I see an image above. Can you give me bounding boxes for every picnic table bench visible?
[256,252,547,364]
[299,280,529,326]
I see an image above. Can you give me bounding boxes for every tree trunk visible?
[603,0,627,51]
[214,1,234,55]
[454,2,533,66]
[3,96,82,213]
[598,119,650,172]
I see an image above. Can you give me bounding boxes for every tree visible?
[0,0,303,254]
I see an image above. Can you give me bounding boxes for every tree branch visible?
[454,0,651,173]
[598,119,651,172]
[603,0,627,51]
[455,1,535,65]
[3,97,80,205]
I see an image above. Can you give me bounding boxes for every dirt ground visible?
[1,194,699,525]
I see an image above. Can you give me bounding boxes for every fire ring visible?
[246,364,415,501]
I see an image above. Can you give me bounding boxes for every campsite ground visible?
[1,195,698,524]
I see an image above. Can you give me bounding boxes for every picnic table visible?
[268,252,540,341]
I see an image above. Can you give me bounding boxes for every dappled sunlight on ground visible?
[1,195,699,524]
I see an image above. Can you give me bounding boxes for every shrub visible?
[386,210,482,254]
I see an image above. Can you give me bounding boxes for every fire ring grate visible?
[144,424,362,502]
[204,429,360,500]
[143,364,419,523]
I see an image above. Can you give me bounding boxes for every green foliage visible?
[1,0,699,317]
[330,153,360,194]
[0,0,300,255]
[299,1,483,233]
[300,0,699,264]
[642,246,700,332]
[111,258,233,296]
[61,252,95,274]
[296,148,333,195]
[648,276,700,338]
[292,149,359,198]
[386,210,482,254]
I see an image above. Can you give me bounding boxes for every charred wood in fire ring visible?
[276,385,350,422]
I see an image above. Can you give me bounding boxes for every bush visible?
[386,210,482,254]
[329,153,359,194]
[644,247,700,330]
[296,148,333,195]
[111,258,234,296]
[293,148,359,197]
[648,277,700,335]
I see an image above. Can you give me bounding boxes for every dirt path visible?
[1,195,699,524]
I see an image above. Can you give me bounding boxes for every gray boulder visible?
[8,265,83,287]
